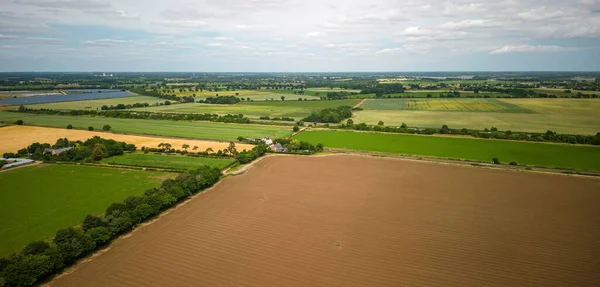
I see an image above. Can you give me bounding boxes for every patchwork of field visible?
[101,153,235,170]
[0,126,255,154]
[0,112,291,141]
[295,130,600,171]
[0,164,174,256]
[353,98,600,134]
[131,99,361,119]
[20,96,170,111]
[50,156,600,287]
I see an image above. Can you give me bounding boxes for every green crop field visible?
[21,96,171,111]
[353,98,600,135]
[130,99,361,120]
[295,130,600,172]
[101,153,235,170]
[359,98,531,112]
[0,112,291,141]
[0,164,174,256]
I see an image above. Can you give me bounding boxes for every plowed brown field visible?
[50,156,600,287]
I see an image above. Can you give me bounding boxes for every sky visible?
[0,0,599,72]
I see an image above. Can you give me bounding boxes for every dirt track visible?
[50,155,600,287]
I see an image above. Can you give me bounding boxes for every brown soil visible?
[0,126,253,154]
[49,155,600,287]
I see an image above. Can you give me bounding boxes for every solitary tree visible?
[293,126,300,132]
[378,121,384,126]
[66,124,73,129]
[227,142,238,156]
[281,96,285,101]
[192,146,199,151]
[102,124,111,131]
[205,147,214,154]
[182,144,190,151]
[88,126,94,131]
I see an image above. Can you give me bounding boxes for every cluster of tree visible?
[0,166,221,287]
[131,87,178,101]
[15,108,251,124]
[200,96,241,104]
[142,142,238,158]
[303,106,353,123]
[258,116,295,122]
[274,138,324,153]
[3,137,136,163]
[100,103,150,110]
[325,91,358,100]
[336,122,600,146]
[360,83,406,97]
[235,144,269,164]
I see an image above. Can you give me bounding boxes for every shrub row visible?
[0,166,222,287]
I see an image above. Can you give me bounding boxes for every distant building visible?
[262,137,273,145]
[270,143,287,153]
[43,147,73,156]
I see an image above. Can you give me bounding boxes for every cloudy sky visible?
[1,0,599,72]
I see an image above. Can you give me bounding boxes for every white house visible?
[261,137,273,145]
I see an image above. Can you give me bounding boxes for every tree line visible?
[0,166,221,287]
[360,83,406,97]
[200,96,241,104]
[14,108,251,124]
[2,137,136,162]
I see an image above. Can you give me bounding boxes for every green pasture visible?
[0,112,291,141]
[22,96,171,111]
[101,153,234,170]
[130,99,361,120]
[0,164,174,256]
[295,130,600,172]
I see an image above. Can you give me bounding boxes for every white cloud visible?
[306,31,325,38]
[0,34,18,39]
[490,45,582,54]
[376,48,402,54]
[206,43,224,47]
[215,36,235,41]
[82,38,128,47]
[14,0,111,9]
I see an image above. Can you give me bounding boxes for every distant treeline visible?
[15,108,251,124]
[0,166,221,287]
[101,103,150,110]
[259,116,295,122]
[200,96,240,104]
[2,136,136,162]
[329,122,600,146]
[130,87,195,103]
[360,83,406,97]
[303,106,353,123]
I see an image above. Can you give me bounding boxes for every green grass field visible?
[353,98,600,135]
[0,112,292,141]
[130,99,361,120]
[101,153,234,170]
[21,96,171,111]
[295,130,600,172]
[0,164,174,256]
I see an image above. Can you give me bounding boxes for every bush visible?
[15,120,24,125]
[88,126,94,131]
[492,158,500,164]
[82,214,106,231]
[509,161,518,166]
[102,124,111,131]
[293,126,300,132]
[66,124,73,129]
[86,227,112,247]
[21,241,50,256]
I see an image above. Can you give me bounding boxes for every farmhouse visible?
[270,143,288,153]
[43,147,74,156]
[261,137,273,145]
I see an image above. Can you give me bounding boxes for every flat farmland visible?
[0,126,255,154]
[0,164,174,256]
[0,112,291,141]
[164,89,320,101]
[131,99,360,119]
[294,130,600,171]
[21,95,170,111]
[359,98,530,112]
[353,98,600,134]
[101,153,235,170]
[50,156,600,287]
